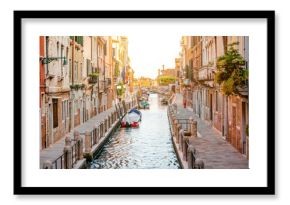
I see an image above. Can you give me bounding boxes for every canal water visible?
[90,93,181,169]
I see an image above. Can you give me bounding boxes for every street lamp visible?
[40,56,67,65]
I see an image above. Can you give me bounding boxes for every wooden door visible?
[232,106,237,148]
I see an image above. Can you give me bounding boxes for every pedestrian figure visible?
[182,87,187,108]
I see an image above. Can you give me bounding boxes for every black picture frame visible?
[14,10,275,195]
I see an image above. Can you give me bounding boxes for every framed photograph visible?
[14,10,275,195]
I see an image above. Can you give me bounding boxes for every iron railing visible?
[52,153,65,169]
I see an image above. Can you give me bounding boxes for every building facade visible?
[104,36,113,109]
[40,36,134,151]
[97,37,107,113]
[45,36,71,146]
[39,36,46,150]
[179,36,249,157]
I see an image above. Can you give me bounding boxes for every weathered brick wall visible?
[213,111,222,132]
[41,115,46,149]
[74,109,80,127]
[107,90,113,109]
[228,95,245,154]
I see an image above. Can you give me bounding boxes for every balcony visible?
[198,67,215,82]
[88,72,99,84]
[88,77,98,84]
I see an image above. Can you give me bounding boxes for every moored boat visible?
[139,100,150,109]
[121,109,142,128]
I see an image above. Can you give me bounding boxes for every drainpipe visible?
[71,37,75,130]
[103,42,108,109]
[72,37,75,85]
[45,36,49,147]
[224,95,229,141]
[45,36,49,75]
[90,36,93,110]
[97,38,100,113]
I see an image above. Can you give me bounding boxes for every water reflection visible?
[90,93,180,169]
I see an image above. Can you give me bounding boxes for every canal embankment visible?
[168,93,249,169]
[40,99,137,169]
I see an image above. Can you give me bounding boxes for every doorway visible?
[210,93,213,121]
[48,103,53,146]
[232,106,237,148]
[242,102,247,154]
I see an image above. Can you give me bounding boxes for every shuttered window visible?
[61,45,64,77]
[62,100,67,121]
[87,59,92,75]
[53,99,58,128]
[74,62,78,82]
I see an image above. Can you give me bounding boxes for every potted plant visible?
[88,72,99,84]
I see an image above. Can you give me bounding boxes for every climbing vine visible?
[215,42,248,96]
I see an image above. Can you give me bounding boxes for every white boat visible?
[121,109,142,128]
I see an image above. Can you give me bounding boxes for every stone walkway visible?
[40,106,118,168]
[174,94,248,169]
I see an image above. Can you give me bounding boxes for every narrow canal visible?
[90,93,181,169]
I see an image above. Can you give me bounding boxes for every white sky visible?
[128,35,182,79]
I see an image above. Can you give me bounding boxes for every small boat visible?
[139,101,150,109]
[121,109,142,128]
[128,109,142,121]
[121,120,139,128]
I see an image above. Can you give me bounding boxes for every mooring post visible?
[194,159,205,169]
[73,130,79,141]
[187,145,195,169]
[109,113,112,128]
[170,113,175,127]
[94,125,98,145]
[173,119,178,139]
[64,146,72,169]
[65,134,71,146]
[85,130,91,153]
[73,131,80,160]
[182,136,191,161]
[105,118,108,132]
[96,123,100,143]
[176,124,182,143]
[179,129,184,150]
[77,135,83,160]
[103,119,106,133]
[191,119,197,138]
[100,122,104,138]
[111,113,113,126]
